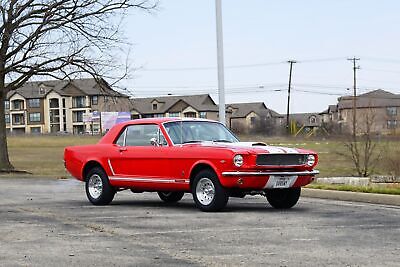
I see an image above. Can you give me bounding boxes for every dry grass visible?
[1,134,398,178]
[4,135,100,178]
[239,135,398,178]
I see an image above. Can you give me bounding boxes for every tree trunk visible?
[0,80,14,171]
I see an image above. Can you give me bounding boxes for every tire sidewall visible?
[85,167,115,205]
[192,169,228,212]
[266,187,301,209]
[157,191,185,203]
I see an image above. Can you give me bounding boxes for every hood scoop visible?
[251,142,267,146]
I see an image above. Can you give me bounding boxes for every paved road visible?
[0,178,399,266]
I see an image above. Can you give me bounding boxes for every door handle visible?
[119,147,127,152]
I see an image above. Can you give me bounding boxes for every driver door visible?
[110,124,170,180]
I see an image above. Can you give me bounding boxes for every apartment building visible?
[5,78,130,134]
[322,89,400,135]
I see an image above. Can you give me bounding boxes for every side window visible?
[115,128,126,146]
[158,129,168,146]
[125,124,159,146]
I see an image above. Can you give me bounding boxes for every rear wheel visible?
[85,167,115,205]
[265,187,301,209]
[157,191,185,203]
[192,169,228,212]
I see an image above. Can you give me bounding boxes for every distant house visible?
[289,113,323,136]
[5,78,130,134]
[325,89,400,135]
[130,94,219,120]
[226,102,283,134]
[320,104,339,123]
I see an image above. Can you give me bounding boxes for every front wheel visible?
[192,169,228,212]
[265,187,301,209]
[157,191,185,203]
[85,167,115,205]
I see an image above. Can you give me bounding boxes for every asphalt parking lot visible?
[0,178,399,266]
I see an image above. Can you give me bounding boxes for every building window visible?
[91,96,98,105]
[168,112,180,117]
[73,111,84,122]
[142,114,154,118]
[13,114,24,125]
[309,116,317,124]
[4,101,9,110]
[199,112,207,119]
[28,98,40,108]
[387,120,397,129]
[184,112,197,118]
[12,100,23,110]
[152,103,158,110]
[5,114,10,124]
[29,112,41,122]
[31,127,41,134]
[72,96,86,108]
[250,117,256,126]
[49,98,59,108]
[387,107,397,116]
[50,110,60,123]
[153,113,164,118]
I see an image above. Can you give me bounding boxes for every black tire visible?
[157,191,185,203]
[192,169,229,212]
[265,187,301,209]
[85,167,115,205]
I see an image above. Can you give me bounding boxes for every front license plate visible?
[266,175,297,189]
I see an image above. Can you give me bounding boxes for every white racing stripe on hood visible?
[214,142,299,154]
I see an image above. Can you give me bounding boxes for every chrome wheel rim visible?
[88,174,103,199]
[196,177,215,206]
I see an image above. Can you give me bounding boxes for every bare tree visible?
[340,109,382,177]
[0,0,156,171]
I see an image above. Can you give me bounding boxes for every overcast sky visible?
[123,0,400,114]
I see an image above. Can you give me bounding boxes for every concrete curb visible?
[302,188,400,206]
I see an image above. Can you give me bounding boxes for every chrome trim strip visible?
[109,176,190,184]
[222,170,320,177]
[107,159,116,176]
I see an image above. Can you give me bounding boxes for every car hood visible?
[187,141,311,154]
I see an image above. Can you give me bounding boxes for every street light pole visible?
[215,0,226,125]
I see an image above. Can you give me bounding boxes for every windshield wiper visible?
[212,139,233,143]
[182,140,203,144]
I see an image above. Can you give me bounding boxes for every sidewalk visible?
[302,188,400,206]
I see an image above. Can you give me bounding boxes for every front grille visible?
[256,154,307,166]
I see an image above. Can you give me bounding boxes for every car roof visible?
[119,117,218,126]
[98,117,220,145]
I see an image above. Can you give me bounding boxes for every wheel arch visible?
[189,161,219,189]
[82,160,106,181]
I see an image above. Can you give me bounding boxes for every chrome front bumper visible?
[222,170,320,177]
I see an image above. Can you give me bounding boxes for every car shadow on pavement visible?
[88,199,311,213]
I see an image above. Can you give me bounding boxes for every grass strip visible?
[306,183,400,195]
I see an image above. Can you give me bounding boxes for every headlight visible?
[233,154,244,167]
[306,154,315,167]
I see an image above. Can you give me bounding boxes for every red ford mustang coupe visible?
[64,118,319,211]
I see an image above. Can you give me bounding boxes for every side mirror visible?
[150,137,159,147]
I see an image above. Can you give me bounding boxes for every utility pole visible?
[347,57,360,138]
[215,0,226,125]
[286,60,296,134]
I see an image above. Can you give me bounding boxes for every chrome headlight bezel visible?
[306,154,316,167]
[233,154,244,167]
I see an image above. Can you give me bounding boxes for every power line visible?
[138,57,351,72]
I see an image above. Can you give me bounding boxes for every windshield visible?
[163,121,239,145]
